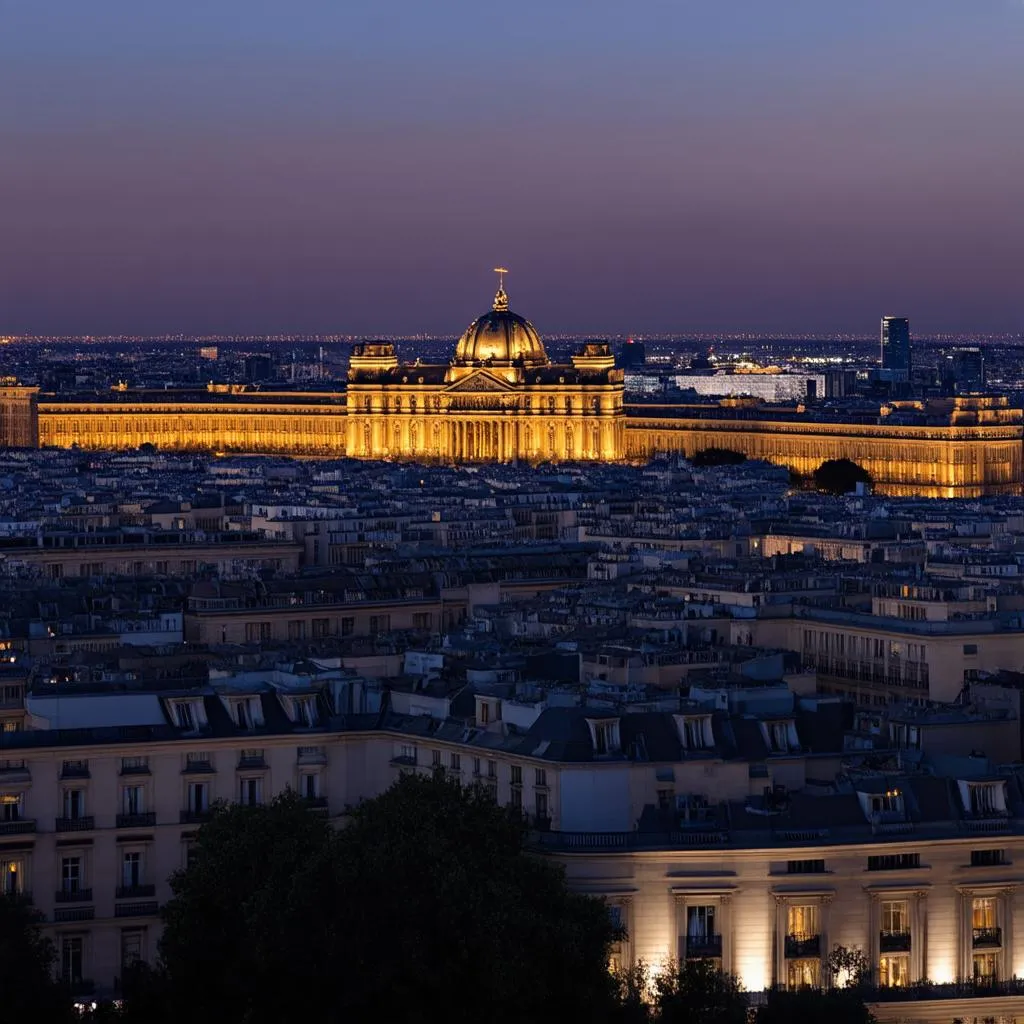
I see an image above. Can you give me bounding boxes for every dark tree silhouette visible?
[652,959,747,1024]
[690,448,748,468]
[755,987,876,1024]
[140,778,621,1024]
[813,458,872,495]
[0,895,73,1024]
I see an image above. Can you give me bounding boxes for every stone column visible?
[912,890,927,983]
[773,895,786,988]
[720,893,734,976]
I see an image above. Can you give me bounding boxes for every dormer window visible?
[476,697,500,728]
[762,719,799,754]
[587,718,621,755]
[960,780,1007,818]
[857,786,906,823]
[675,714,714,751]
[228,697,263,731]
[235,701,252,730]
[171,700,200,732]
[293,697,316,728]
[872,790,903,815]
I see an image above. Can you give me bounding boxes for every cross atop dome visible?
[492,266,509,312]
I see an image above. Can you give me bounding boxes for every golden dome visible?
[453,279,548,366]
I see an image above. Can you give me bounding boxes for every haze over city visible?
[3,0,1024,336]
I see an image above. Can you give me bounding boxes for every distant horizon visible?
[6,331,1024,346]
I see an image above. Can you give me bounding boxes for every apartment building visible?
[4,671,1024,1022]
[750,604,1024,706]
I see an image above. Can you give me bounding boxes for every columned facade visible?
[342,279,626,463]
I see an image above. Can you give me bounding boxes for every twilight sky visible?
[2,1,1023,336]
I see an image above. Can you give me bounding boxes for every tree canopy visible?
[140,776,621,1024]
[652,959,747,1024]
[690,448,748,468]
[812,458,872,495]
[755,986,876,1024]
[0,895,72,1024]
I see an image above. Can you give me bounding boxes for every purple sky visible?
[2,1,1023,336]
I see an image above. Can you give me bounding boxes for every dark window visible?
[971,849,1007,867]
[963,644,978,655]
[787,859,826,874]
[868,853,920,871]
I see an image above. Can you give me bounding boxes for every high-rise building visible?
[824,368,858,399]
[243,354,275,382]
[880,316,911,380]
[617,339,646,368]
[947,347,985,392]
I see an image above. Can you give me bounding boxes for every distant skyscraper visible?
[244,354,275,382]
[618,339,646,368]
[824,368,858,399]
[947,347,985,392]
[880,316,911,380]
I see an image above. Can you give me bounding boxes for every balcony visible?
[0,819,35,835]
[55,816,94,832]
[116,812,156,829]
[55,888,93,904]
[303,796,329,813]
[116,884,156,899]
[180,809,213,824]
[864,978,1024,1003]
[785,934,821,958]
[879,931,912,953]
[60,764,90,780]
[973,927,1002,948]
[685,934,723,958]
[53,906,94,923]
[114,900,159,918]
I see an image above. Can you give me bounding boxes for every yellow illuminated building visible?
[1,274,1021,498]
[344,271,625,462]
[625,397,1023,499]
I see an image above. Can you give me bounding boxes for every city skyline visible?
[2,1,1024,336]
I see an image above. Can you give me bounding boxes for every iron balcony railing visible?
[116,812,156,829]
[973,926,1002,948]
[116,884,156,899]
[879,931,911,952]
[55,816,94,832]
[0,819,35,835]
[685,934,723,958]
[114,901,159,918]
[55,888,93,904]
[784,934,821,958]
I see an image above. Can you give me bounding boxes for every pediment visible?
[444,371,516,394]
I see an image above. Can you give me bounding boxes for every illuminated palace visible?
[1,276,1022,497]
[343,270,625,462]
